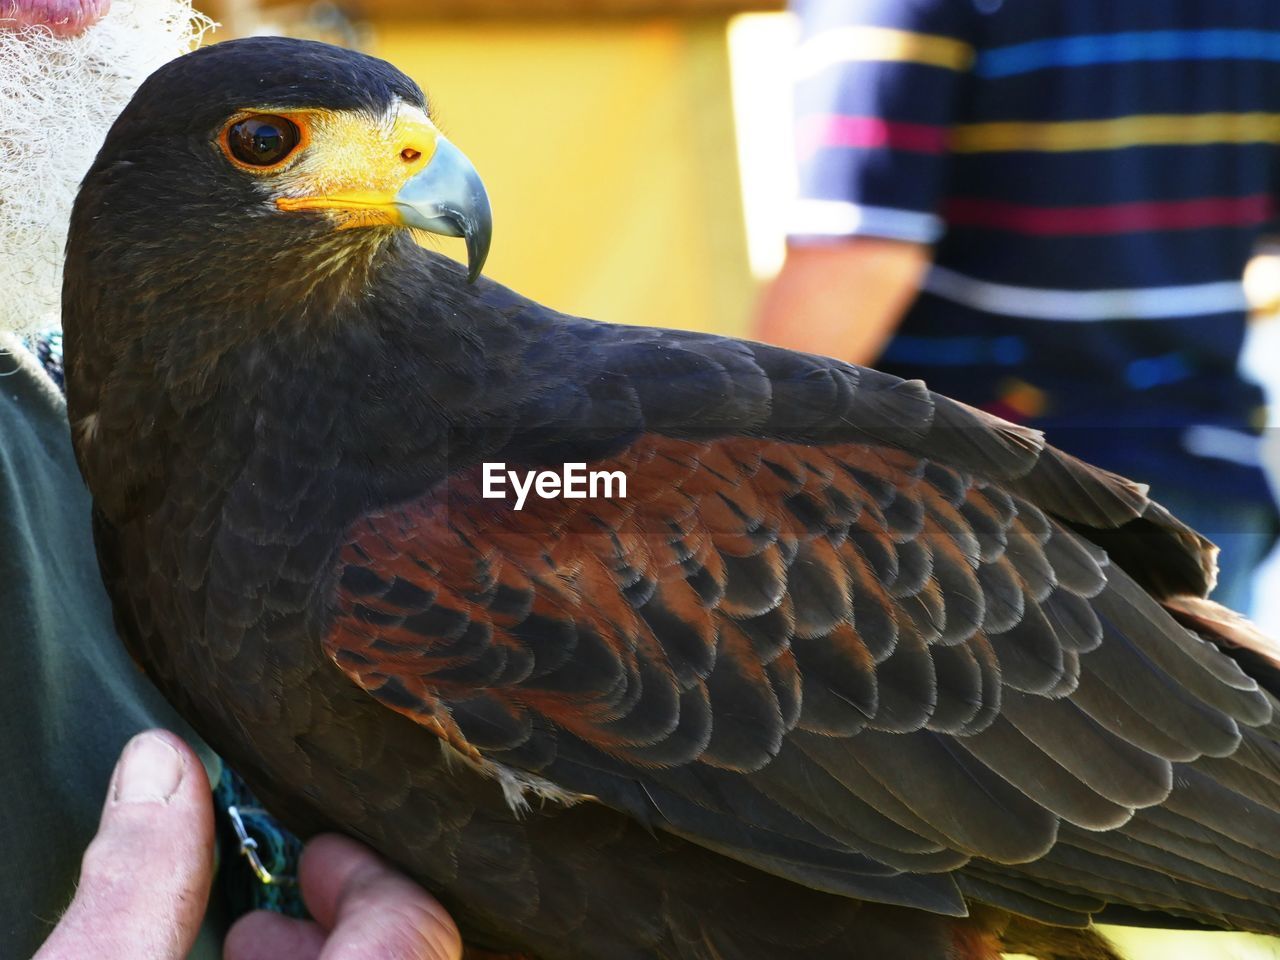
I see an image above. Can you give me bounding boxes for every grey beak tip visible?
[465,218,492,283]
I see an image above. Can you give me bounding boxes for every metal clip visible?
[227,805,298,887]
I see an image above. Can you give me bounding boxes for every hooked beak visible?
[394,137,492,283]
[273,105,494,284]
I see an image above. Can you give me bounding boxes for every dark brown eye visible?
[226,115,301,167]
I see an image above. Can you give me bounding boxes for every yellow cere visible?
[272,101,440,229]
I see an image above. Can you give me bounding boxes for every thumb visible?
[35,730,216,960]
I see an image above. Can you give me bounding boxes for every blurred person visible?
[755,0,1280,614]
[0,1,459,955]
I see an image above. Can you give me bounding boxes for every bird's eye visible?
[225,115,302,167]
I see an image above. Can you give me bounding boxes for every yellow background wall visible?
[373,18,754,334]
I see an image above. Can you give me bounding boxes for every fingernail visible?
[113,734,185,804]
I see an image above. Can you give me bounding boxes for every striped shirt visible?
[790,0,1278,498]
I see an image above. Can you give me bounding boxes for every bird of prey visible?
[63,37,1280,960]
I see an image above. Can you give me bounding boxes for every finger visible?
[34,730,215,960]
[299,833,461,960]
[224,910,326,960]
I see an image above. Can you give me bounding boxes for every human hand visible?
[34,730,215,960]
[34,730,461,960]
[223,833,462,960]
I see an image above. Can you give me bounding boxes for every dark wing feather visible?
[322,323,1277,930]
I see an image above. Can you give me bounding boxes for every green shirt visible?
[0,337,225,958]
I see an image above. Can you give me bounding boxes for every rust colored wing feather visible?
[325,429,1278,925]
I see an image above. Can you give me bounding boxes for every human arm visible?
[752,237,929,365]
[752,0,975,363]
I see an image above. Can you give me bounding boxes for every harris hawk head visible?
[63,36,1280,960]
[64,36,489,410]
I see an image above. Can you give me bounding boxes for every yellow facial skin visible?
[217,98,493,282]
[219,101,441,229]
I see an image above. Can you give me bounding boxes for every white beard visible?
[0,0,213,337]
